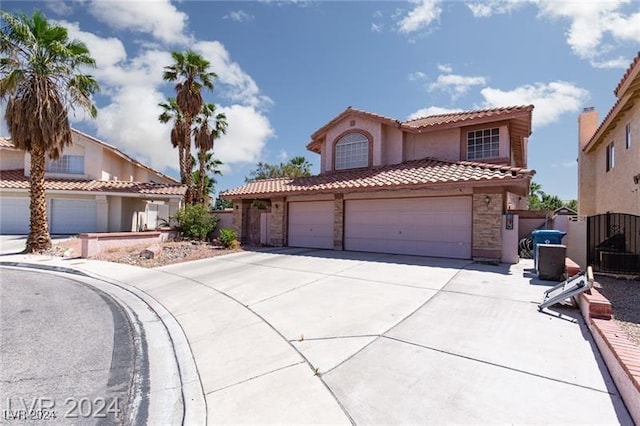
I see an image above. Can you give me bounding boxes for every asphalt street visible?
[0,268,140,425]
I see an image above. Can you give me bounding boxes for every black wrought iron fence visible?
[587,213,640,274]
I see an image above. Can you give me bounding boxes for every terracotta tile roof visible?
[403,105,534,128]
[614,51,640,97]
[0,129,180,184]
[221,158,534,198]
[0,169,186,196]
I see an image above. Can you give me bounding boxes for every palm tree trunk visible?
[26,145,52,252]
[183,127,194,205]
[177,144,186,184]
[197,148,207,204]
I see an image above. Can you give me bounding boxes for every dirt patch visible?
[596,275,640,348]
[51,238,243,269]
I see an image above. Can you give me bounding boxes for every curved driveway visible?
[3,248,631,424]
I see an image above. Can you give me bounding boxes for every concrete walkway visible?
[1,248,631,424]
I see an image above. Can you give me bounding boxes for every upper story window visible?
[47,155,84,174]
[467,128,500,160]
[606,142,615,172]
[335,132,369,170]
[626,123,631,149]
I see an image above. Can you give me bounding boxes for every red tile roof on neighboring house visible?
[0,129,180,184]
[0,169,186,196]
[403,105,534,129]
[221,158,534,198]
[614,51,640,97]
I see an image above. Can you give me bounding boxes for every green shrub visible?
[218,228,238,249]
[175,204,219,241]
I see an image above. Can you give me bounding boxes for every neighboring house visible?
[221,105,535,261]
[0,128,185,234]
[578,51,640,216]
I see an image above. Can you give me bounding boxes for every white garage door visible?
[345,197,472,259]
[0,197,29,234]
[288,201,334,249]
[50,199,97,234]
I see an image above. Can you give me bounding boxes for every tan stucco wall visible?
[404,128,461,162]
[382,124,403,165]
[0,149,24,170]
[582,106,640,215]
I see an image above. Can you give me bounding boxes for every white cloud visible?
[480,81,589,128]
[437,63,452,73]
[224,10,254,23]
[408,71,427,81]
[429,73,487,99]
[407,106,463,120]
[215,105,274,165]
[86,0,189,44]
[398,0,442,33]
[590,56,632,69]
[194,41,272,108]
[466,0,524,17]
[371,23,384,33]
[45,0,73,16]
[373,10,383,19]
[0,103,8,136]
[535,0,639,65]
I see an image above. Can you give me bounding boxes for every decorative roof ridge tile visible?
[614,51,640,97]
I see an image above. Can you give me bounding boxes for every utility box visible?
[537,244,566,281]
[531,230,566,269]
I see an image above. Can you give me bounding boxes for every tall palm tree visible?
[0,11,99,252]
[192,153,223,204]
[163,50,215,204]
[158,97,188,184]
[194,103,227,204]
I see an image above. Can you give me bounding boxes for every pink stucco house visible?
[0,128,185,234]
[578,51,640,216]
[221,105,535,261]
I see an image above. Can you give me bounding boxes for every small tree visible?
[174,204,218,240]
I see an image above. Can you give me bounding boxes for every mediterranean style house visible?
[221,105,535,262]
[578,51,640,216]
[0,128,185,234]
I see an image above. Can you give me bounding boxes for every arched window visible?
[334,132,369,170]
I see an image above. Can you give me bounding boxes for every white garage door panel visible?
[288,201,333,249]
[345,197,472,259]
[51,199,97,234]
[0,197,30,234]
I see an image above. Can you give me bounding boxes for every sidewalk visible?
[0,253,350,425]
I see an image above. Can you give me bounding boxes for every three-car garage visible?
[287,196,472,259]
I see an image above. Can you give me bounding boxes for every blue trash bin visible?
[531,229,566,269]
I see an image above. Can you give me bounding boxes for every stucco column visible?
[472,191,504,261]
[269,197,286,246]
[168,199,181,228]
[96,195,108,233]
[334,194,344,250]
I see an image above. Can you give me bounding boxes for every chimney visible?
[578,107,598,151]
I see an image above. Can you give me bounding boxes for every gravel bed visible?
[596,275,640,348]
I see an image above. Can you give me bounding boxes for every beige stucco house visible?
[221,105,535,262]
[0,128,185,234]
[578,51,640,216]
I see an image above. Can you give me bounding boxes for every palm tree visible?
[0,11,99,252]
[158,97,188,184]
[192,153,223,204]
[194,103,227,204]
[163,50,215,204]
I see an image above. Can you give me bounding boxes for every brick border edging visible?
[578,287,640,424]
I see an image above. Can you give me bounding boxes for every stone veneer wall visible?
[472,192,504,260]
[334,195,344,250]
[269,197,286,246]
[232,201,244,242]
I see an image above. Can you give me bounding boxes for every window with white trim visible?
[335,132,369,170]
[626,123,631,149]
[47,155,84,174]
[467,128,500,160]
[606,142,615,172]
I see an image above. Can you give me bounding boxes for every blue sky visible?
[2,1,639,201]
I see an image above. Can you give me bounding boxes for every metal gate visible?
[587,213,640,274]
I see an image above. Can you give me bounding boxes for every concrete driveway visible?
[157,248,630,424]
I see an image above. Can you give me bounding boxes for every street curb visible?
[0,259,207,425]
